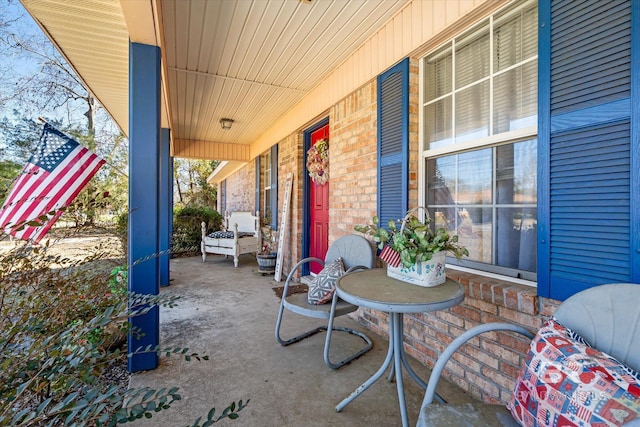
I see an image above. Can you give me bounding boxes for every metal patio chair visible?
[417,283,640,427]
[275,234,375,369]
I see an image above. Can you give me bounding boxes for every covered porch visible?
[129,254,474,426]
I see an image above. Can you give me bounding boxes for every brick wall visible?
[224,161,256,214]
[275,133,302,277]
[329,78,378,238]
[220,57,562,407]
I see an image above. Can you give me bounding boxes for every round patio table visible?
[329,268,464,427]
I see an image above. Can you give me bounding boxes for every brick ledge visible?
[447,269,539,316]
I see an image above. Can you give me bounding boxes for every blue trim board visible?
[537,0,551,298]
[301,117,329,276]
[128,42,161,372]
[631,0,640,283]
[159,128,171,287]
[550,99,631,134]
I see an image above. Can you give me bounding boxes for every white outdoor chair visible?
[417,283,640,426]
[275,234,375,369]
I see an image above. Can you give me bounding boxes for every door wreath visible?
[306,138,329,185]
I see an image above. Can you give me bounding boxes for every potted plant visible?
[355,207,468,287]
[257,226,277,273]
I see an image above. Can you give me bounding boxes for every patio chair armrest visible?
[421,323,535,408]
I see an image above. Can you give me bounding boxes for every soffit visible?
[162,0,407,148]
[20,0,131,135]
[21,0,408,153]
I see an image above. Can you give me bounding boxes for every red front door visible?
[309,125,329,274]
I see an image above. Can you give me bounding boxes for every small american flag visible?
[379,244,401,268]
[0,123,105,243]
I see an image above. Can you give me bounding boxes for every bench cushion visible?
[207,230,254,239]
[508,318,640,426]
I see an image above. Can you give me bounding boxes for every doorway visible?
[304,120,329,275]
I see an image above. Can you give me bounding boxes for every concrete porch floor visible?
[129,254,476,427]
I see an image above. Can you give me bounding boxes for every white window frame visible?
[418,0,538,285]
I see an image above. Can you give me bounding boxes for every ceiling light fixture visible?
[220,118,234,130]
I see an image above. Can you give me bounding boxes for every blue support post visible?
[159,128,171,286]
[128,42,161,372]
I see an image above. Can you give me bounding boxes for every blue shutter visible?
[270,144,278,229]
[377,58,409,229]
[539,0,636,300]
[255,156,261,215]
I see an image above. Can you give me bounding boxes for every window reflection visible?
[426,139,537,275]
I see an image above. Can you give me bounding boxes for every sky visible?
[0,0,123,165]
[1,0,94,130]
[2,1,41,86]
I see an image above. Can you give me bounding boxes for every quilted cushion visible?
[508,318,640,427]
[207,231,253,238]
[307,258,345,305]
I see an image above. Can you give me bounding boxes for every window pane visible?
[496,207,537,272]
[424,46,452,102]
[455,81,489,143]
[493,61,537,133]
[496,139,537,204]
[494,2,537,71]
[425,96,452,149]
[457,149,492,205]
[265,152,271,187]
[264,188,271,219]
[455,25,490,88]
[427,156,456,206]
[456,207,493,264]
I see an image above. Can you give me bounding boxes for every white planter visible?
[386,252,446,287]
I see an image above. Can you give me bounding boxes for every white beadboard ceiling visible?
[20,0,409,161]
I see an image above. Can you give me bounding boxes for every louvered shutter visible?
[539,0,635,299]
[255,156,261,214]
[270,145,278,229]
[377,59,409,229]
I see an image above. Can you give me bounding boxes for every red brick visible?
[518,291,538,315]
[434,310,465,327]
[481,365,516,391]
[451,352,481,372]
[498,306,543,329]
[450,304,481,322]
[481,340,521,366]
[463,296,499,315]
[465,370,499,399]
[504,287,520,310]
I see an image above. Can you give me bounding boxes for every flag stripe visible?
[13,152,104,242]
[0,165,35,210]
[17,155,104,242]
[0,165,43,224]
[3,147,89,228]
[18,149,99,223]
[0,124,105,243]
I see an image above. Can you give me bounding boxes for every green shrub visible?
[116,206,223,256]
[172,206,222,253]
[0,230,247,426]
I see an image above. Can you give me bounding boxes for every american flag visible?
[0,123,105,243]
[379,244,401,268]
